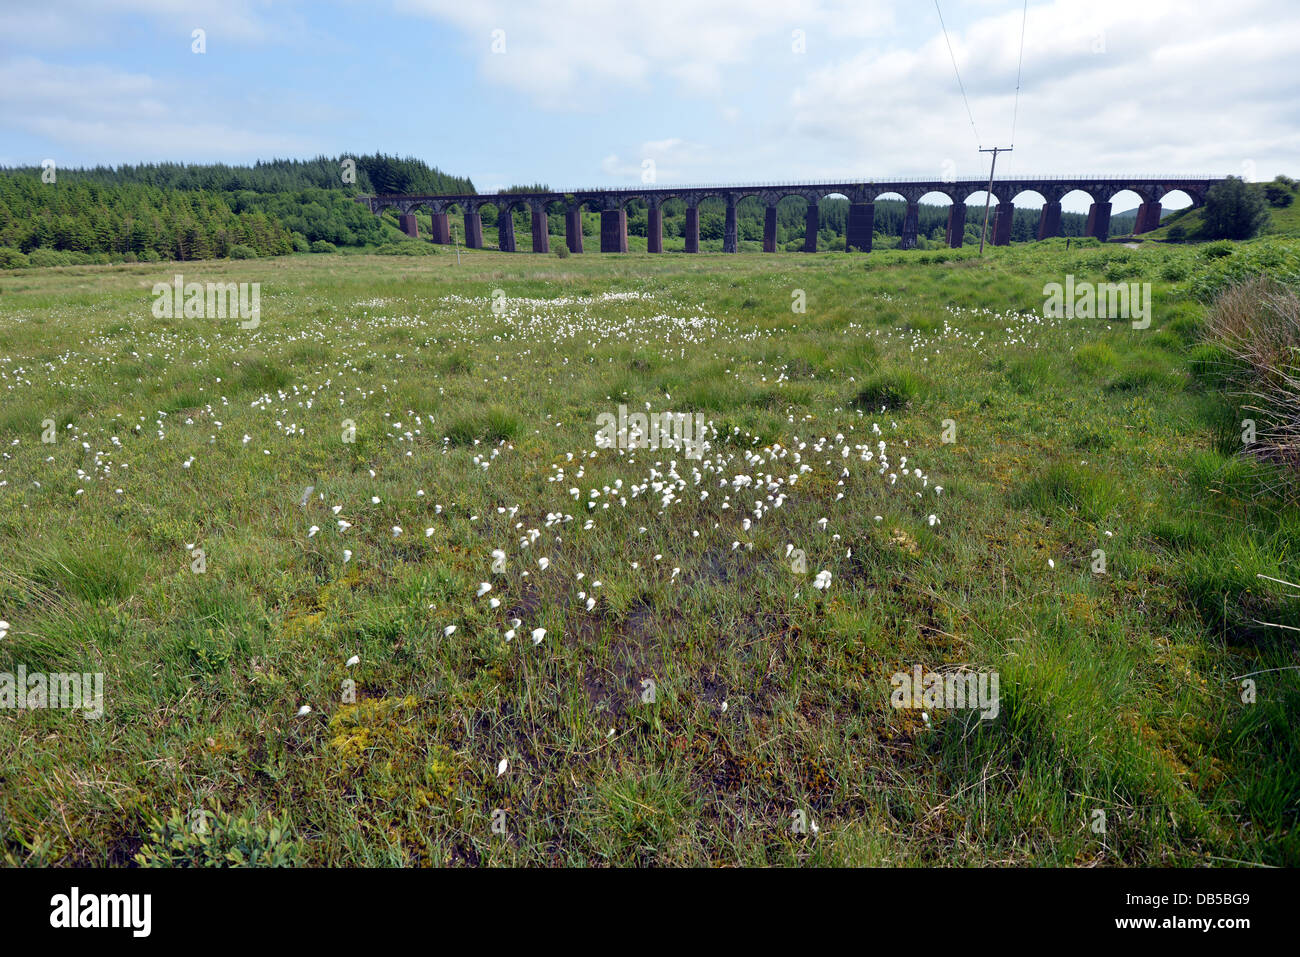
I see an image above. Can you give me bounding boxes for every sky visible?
[2,0,1297,212]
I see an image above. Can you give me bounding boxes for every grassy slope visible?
[1143,187,1300,242]
[0,240,1296,866]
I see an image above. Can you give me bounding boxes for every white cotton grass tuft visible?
[444,625,457,636]
[497,758,509,777]
[296,705,312,717]
[531,628,546,645]
[477,582,492,597]
[813,570,832,590]
[346,655,360,667]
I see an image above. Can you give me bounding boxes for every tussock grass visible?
[1200,279,1300,483]
[852,369,925,411]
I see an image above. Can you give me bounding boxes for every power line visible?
[933,0,981,148]
[1009,0,1029,148]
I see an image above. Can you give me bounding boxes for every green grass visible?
[0,238,1297,867]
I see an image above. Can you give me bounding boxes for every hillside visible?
[1141,177,1300,241]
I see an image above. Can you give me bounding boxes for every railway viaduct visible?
[358,176,1223,253]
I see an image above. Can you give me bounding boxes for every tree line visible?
[0,154,474,266]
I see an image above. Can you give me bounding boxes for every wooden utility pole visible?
[978,146,1012,254]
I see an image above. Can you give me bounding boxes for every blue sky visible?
[2,0,1297,211]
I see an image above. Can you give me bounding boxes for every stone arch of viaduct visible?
[361,177,1221,253]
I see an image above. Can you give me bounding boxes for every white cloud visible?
[599,139,714,185]
[394,0,895,106]
[782,0,1300,200]
[391,0,1300,191]
[3,0,1297,190]
[0,58,309,161]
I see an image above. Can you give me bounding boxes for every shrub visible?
[1203,177,1270,240]
[309,239,337,253]
[0,246,29,268]
[1191,241,1300,303]
[1160,259,1189,280]
[290,232,311,252]
[228,244,257,259]
[374,241,434,256]
[27,248,70,267]
[554,243,570,258]
[1263,182,1295,209]
[1167,224,1187,243]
